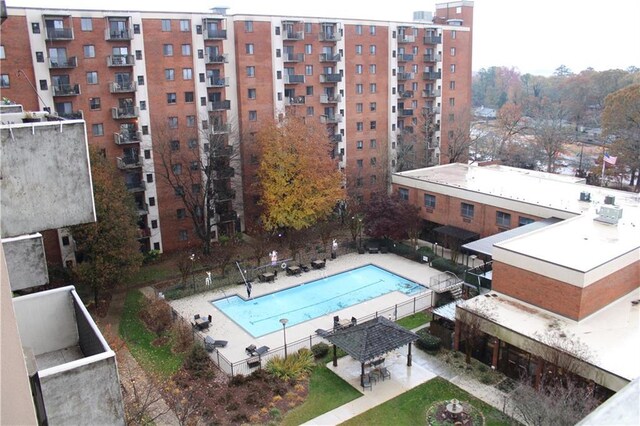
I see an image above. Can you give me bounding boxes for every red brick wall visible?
[493,260,640,320]
[1,16,39,111]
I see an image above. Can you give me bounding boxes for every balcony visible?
[422,70,442,80]
[397,72,414,81]
[284,74,305,84]
[117,156,142,169]
[208,100,231,111]
[320,94,341,103]
[319,32,341,42]
[55,110,83,120]
[319,53,341,62]
[52,84,80,96]
[284,52,305,62]
[319,74,342,83]
[105,28,133,41]
[397,53,414,62]
[126,180,146,192]
[107,54,135,67]
[421,89,441,98]
[330,134,342,143]
[48,57,77,69]
[109,81,136,93]
[422,106,441,115]
[214,167,235,180]
[320,114,342,124]
[211,124,229,134]
[206,53,228,64]
[283,30,304,40]
[207,77,229,88]
[136,202,149,215]
[218,211,237,223]
[46,27,74,40]
[204,29,227,40]
[211,144,233,156]
[423,35,442,44]
[216,188,236,201]
[285,96,306,106]
[112,106,139,120]
[398,34,416,43]
[398,90,414,98]
[423,53,441,62]
[399,108,414,117]
[138,228,151,239]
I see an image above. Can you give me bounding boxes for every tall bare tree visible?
[446,108,477,164]
[456,301,498,365]
[530,101,571,172]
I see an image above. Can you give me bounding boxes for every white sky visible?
[10,0,640,76]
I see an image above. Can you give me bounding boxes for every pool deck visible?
[169,252,443,364]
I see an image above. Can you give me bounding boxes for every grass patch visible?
[396,311,432,330]
[342,377,511,426]
[125,262,178,287]
[280,364,361,426]
[118,290,184,378]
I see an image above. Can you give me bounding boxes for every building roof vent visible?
[604,195,616,205]
[595,205,623,225]
[579,191,591,202]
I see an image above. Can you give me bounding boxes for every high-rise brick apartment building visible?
[1,2,473,262]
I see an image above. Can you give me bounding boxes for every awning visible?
[434,225,479,243]
[432,299,464,322]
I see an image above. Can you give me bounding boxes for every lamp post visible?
[279,318,289,359]
[189,253,196,290]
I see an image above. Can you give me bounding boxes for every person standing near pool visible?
[247,282,252,299]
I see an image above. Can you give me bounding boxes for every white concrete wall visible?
[1,233,48,291]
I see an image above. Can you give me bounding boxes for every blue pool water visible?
[212,264,424,337]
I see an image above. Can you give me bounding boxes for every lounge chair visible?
[253,345,269,356]
[245,344,257,355]
[368,244,379,254]
[204,336,228,352]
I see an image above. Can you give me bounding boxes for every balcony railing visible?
[398,34,416,43]
[109,81,136,93]
[112,106,139,119]
[422,106,441,115]
[205,54,228,64]
[423,53,442,62]
[397,53,414,62]
[216,188,236,201]
[421,89,441,98]
[217,211,237,223]
[126,180,146,192]
[136,202,149,215]
[423,35,442,44]
[46,27,73,40]
[204,29,227,40]
[117,156,142,169]
[107,54,135,67]
[319,53,341,62]
[207,77,229,88]
[48,57,77,69]
[285,96,306,105]
[422,71,442,80]
[397,72,414,81]
[283,30,304,40]
[52,84,80,96]
[57,110,83,120]
[330,134,342,143]
[319,32,341,42]
[399,108,414,117]
[211,124,229,134]
[284,74,305,84]
[114,131,142,145]
[319,74,342,83]
[320,114,342,124]
[284,52,305,62]
[398,90,414,98]
[214,167,235,180]
[208,100,231,111]
[320,94,342,103]
[105,28,133,41]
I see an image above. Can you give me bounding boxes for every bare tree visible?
[446,108,478,164]
[456,301,498,365]
[530,101,571,172]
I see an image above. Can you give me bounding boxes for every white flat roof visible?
[460,290,640,381]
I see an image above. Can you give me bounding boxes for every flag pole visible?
[601,146,606,184]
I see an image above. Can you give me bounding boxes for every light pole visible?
[279,318,289,359]
[189,253,196,290]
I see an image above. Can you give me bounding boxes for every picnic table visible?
[311,259,326,269]
[259,272,275,282]
[286,265,301,275]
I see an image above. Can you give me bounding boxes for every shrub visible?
[171,321,194,353]
[480,373,493,384]
[415,328,441,352]
[478,364,488,373]
[143,249,161,264]
[265,348,315,381]
[311,342,330,359]
[184,344,215,378]
[139,298,172,337]
[430,257,467,275]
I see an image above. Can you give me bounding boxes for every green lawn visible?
[396,311,432,330]
[125,262,179,287]
[341,377,511,426]
[118,290,184,378]
[280,364,362,426]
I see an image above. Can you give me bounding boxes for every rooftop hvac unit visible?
[413,11,433,22]
[579,191,591,202]
[595,205,623,225]
[604,195,616,205]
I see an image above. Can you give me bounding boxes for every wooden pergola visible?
[321,316,419,386]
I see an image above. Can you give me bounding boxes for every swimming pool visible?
[212,264,424,337]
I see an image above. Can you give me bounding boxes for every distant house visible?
[473,106,497,120]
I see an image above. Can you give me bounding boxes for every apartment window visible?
[424,194,436,209]
[163,44,173,56]
[355,44,362,55]
[192,184,201,194]
[92,123,104,136]
[165,68,175,80]
[244,21,253,32]
[519,216,535,226]
[175,186,184,196]
[184,92,194,104]
[306,106,314,116]
[180,19,190,31]
[304,23,312,33]
[276,71,282,79]
[370,102,376,111]
[355,64,363,74]
[370,139,377,148]
[449,97,455,106]
[369,64,377,74]
[32,23,40,34]
[356,122,363,131]
[398,187,409,201]
[369,45,376,55]
[449,113,455,122]
[186,115,195,127]
[370,121,376,130]
[188,139,198,149]
[369,25,376,35]
[461,202,474,218]
[306,86,313,96]
[357,159,363,168]
[356,178,363,187]
[141,125,149,135]
[355,25,362,35]
[161,19,171,31]
[133,24,140,34]
[450,64,456,73]
[79,18,92,31]
[450,81,456,90]
[83,45,95,58]
[146,174,153,183]
[0,74,9,87]
[144,149,151,159]
[89,97,101,110]
[356,84,363,94]
[302,44,311,55]
[450,47,456,56]
[139,100,146,110]
[181,44,191,56]
[242,43,254,55]
[35,51,44,62]
[370,157,378,166]
[182,68,192,80]
[168,116,178,128]
[370,175,377,185]
[451,30,457,39]
[246,66,255,77]
[370,83,377,93]
[201,120,208,129]
[249,110,257,121]
[137,76,144,85]
[305,65,313,75]
[173,165,182,176]
[86,71,98,84]
[170,140,180,151]
[356,103,363,113]
[356,140,363,150]
[167,93,177,104]
[150,219,158,229]
[178,230,188,241]
[148,196,155,207]
[248,88,256,99]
